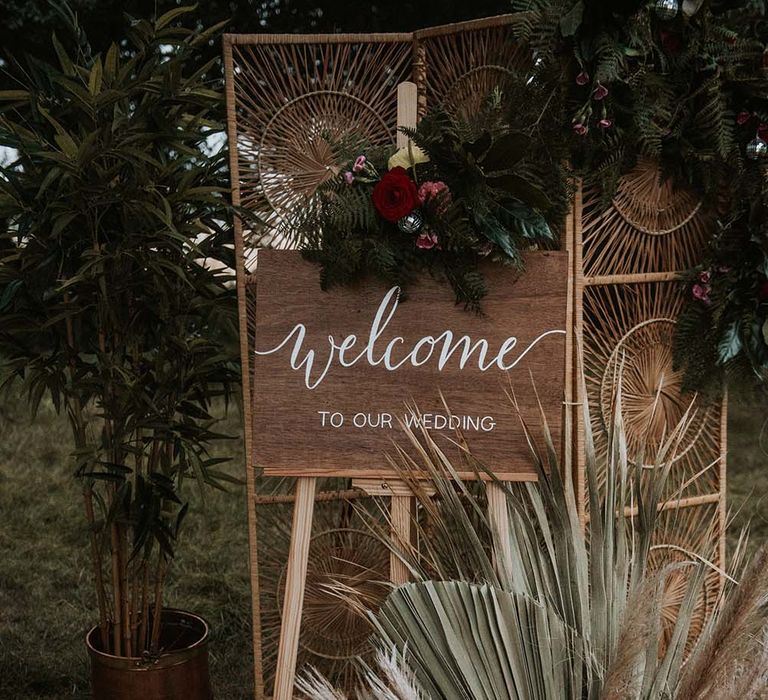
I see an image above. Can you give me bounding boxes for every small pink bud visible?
[573,123,589,136]
[417,180,451,213]
[736,111,752,126]
[692,283,711,305]
[592,83,609,101]
[343,171,354,185]
[352,155,366,172]
[415,232,439,250]
[598,118,613,129]
[698,270,712,284]
[575,71,590,86]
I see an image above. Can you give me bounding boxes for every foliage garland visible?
[507,0,768,393]
[301,84,571,310]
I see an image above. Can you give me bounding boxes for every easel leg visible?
[390,495,411,585]
[273,477,316,700]
[487,482,512,582]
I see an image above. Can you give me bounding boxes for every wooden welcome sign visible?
[251,249,569,480]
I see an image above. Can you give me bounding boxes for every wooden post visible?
[273,477,316,700]
[388,81,420,586]
[223,35,268,699]
[396,81,418,149]
[487,482,512,582]
[390,496,411,585]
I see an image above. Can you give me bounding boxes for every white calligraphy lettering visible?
[254,286,565,389]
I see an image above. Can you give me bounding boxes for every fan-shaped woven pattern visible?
[229,38,411,254]
[583,282,722,499]
[257,496,389,694]
[277,528,388,661]
[417,17,531,116]
[646,503,720,657]
[581,159,713,276]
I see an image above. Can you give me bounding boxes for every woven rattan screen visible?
[225,16,725,697]
[574,160,726,654]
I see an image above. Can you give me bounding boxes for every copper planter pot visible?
[86,608,213,700]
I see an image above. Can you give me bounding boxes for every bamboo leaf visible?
[0,90,29,102]
[88,57,103,96]
[155,5,197,31]
[51,32,76,76]
[103,43,119,82]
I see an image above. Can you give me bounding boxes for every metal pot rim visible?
[86,608,210,670]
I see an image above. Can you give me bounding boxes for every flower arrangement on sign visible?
[300,95,567,310]
[674,199,768,395]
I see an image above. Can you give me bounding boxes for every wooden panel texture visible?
[251,250,569,479]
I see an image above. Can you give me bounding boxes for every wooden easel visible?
[269,81,515,699]
[271,480,513,700]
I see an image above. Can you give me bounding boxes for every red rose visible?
[372,167,419,223]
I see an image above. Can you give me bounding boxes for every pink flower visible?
[598,118,613,129]
[692,283,711,305]
[698,270,712,284]
[353,155,366,172]
[592,83,609,101]
[343,171,354,185]
[573,123,589,136]
[416,231,439,250]
[737,111,752,126]
[417,180,451,213]
[575,71,590,86]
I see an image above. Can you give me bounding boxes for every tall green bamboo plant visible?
[300,381,768,699]
[0,6,237,657]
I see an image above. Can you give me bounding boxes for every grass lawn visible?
[0,392,253,699]
[726,394,768,549]
[0,387,765,699]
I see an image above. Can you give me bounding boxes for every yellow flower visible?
[388,144,430,171]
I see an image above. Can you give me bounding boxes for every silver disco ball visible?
[746,136,768,160]
[397,209,424,234]
[655,0,679,20]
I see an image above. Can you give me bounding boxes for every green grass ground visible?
[0,393,253,699]
[0,389,765,698]
[725,396,768,548]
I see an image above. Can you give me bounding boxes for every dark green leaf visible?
[560,1,584,37]
[486,174,552,211]
[718,320,743,364]
[480,132,530,173]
